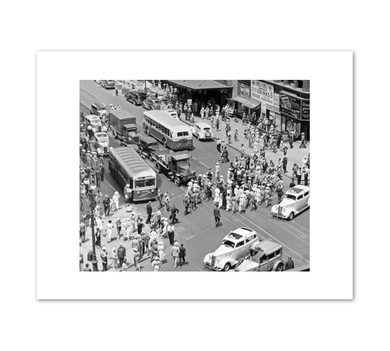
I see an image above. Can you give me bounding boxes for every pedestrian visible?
[183,194,190,215]
[116,218,122,239]
[215,162,220,179]
[133,248,140,271]
[100,163,105,182]
[282,156,288,173]
[250,190,257,211]
[216,118,220,131]
[264,183,271,207]
[79,221,86,243]
[117,243,126,268]
[276,179,284,204]
[285,256,295,270]
[142,231,150,256]
[171,242,180,268]
[94,224,101,249]
[113,191,120,211]
[216,138,222,153]
[111,247,118,270]
[296,168,302,185]
[299,132,306,148]
[240,144,245,157]
[100,247,108,271]
[79,247,84,271]
[179,243,187,266]
[137,217,145,235]
[115,87,118,96]
[146,201,153,224]
[170,204,179,224]
[95,167,101,187]
[163,191,170,211]
[107,219,113,243]
[213,203,221,227]
[167,222,175,245]
[302,166,309,186]
[157,189,163,209]
[158,240,165,262]
[151,256,161,271]
[200,106,205,119]
[124,184,132,206]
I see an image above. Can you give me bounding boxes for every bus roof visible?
[143,110,190,130]
[110,147,156,178]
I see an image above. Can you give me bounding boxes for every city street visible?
[79,80,310,272]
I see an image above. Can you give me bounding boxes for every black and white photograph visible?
[79,79,310,272]
[37,50,352,301]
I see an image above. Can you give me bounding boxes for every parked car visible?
[164,108,178,119]
[203,227,260,271]
[271,185,310,220]
[101,80,116,89]
[125,90,147,105]
[93,132,109,156]
[84,115,102,133]
[234,240,285,272]
[143,97,161,110]
[191,122,214,141]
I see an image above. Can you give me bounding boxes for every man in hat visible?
[117,243,126,268]
[113,191,120,211]
[179,243,187,267]
[99,163,105,182]
[285,256,295,270]
[213,203,221,227]
[170,204,179,224]
[146,201,153,224]
[103,195,110,216]
[167,222,175,245]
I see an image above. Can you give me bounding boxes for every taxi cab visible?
[234,240,285,272]
[90,101,107,118]
[93,132,109,156]
[271,185,310,220]
[203,227,260,271]
[191,122,214,141]
[84,115,102,133]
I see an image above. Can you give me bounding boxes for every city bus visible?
[108,147,157,202]
[143,110,193,150]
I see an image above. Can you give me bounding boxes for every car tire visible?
[288,212,294,220]
[275,262,284,271]
[174,177,180,186]
[223,263,231,272]
[163,139,167,147]
[156,163,161,173]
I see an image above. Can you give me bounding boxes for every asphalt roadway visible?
[79,80,310,272]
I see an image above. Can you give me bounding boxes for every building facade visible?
[231,80,310,140]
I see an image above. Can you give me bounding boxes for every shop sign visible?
[302,99,310,119]
[251,80,274,104]
[280,93,301,119]
[239,82,250,99]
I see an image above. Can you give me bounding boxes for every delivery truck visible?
[109,110,138,141]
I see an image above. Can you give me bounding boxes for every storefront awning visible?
[243,98,261,109]
[231,96,260,109]
[167,80,232,90]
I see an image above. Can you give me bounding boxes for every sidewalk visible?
[181,114,310,181]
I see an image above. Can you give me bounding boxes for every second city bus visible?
[108,147,157,202]
[142,110,193,151]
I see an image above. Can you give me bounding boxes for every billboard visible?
[251,80,274,105]
[280,93,301,119]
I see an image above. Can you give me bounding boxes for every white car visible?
[84,115,102,133]
[271,185,310,220]
[203,227,260,271]
[93,132,109,156]
[191,122,214,141]
[164,108,178,119]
